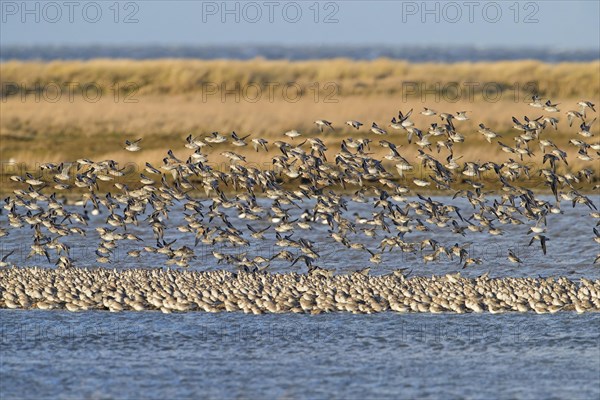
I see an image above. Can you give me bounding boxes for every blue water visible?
[1,310,599,399]
[2,197,598,279]
[2,194,599,399]
[2,45,598,62]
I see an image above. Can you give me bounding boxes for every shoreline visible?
[3,185,599,200]
[2,267,598,314]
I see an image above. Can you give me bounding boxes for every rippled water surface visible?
[2,196,598,278]
[1,311,599,399]
[2,196,599,398]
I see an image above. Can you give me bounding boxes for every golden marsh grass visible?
[1,59,599,194]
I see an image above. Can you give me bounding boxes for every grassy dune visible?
[2,59,599,98]
[1,59,599,194]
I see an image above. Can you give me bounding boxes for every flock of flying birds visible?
[1,96,599,273]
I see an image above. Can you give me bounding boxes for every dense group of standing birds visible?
[2,97,599,274]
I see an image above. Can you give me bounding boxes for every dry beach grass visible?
[1,59,599,194]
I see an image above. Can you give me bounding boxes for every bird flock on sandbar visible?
[1,97,599,275]
[1,268,599,313]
